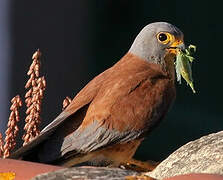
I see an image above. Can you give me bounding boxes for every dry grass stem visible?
[23,49,46,146]
[62,96,72,110]
[0,133,4,157]
[2,95,22,158]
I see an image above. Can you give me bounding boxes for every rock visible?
[146,131,223,179]
[31,166,139,180]
[162,174,223,180]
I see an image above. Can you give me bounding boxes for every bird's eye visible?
[158,33,167,41]
[157,32,174,44]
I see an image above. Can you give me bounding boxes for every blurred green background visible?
[3,1,223,161]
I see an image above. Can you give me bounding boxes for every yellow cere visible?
[0,172,15,180]
[175,45,196,93]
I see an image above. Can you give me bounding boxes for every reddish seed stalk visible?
[1,95,22,158]
[0,133,4,157]
[23,49,46,146]
[62,96,72,110]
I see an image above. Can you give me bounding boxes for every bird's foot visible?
[120,159,159,172]
[125,174,156,180]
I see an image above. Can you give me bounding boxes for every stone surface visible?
[146,131,223,179]
[163,174,223,180]
[31,166,139,180]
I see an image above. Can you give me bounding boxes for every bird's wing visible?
[39,53,176,162]
[9,68,110,159]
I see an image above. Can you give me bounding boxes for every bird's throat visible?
[163,53,176,82]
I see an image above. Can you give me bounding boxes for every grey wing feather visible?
[61,121,141,156]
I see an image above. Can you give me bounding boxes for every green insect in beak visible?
[175,45,196,93]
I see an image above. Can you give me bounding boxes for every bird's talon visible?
[125,174,156,180]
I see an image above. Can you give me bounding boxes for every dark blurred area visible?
[0,1,222,161]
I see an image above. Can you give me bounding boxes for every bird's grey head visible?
[129,22,184,64]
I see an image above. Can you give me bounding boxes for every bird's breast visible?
[163,53,176,82]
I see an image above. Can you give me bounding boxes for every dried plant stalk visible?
[0,133,4,157]
[23,49,46,146]
[62,96,72,110]
[2,95,22,158]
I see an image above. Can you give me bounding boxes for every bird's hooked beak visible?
[167,39,185,55]
[164,39,185,77]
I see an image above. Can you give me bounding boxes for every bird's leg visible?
[120,159,159,172]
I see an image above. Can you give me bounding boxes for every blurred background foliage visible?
[0,0,222,161]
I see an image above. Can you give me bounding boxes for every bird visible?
[10,22,185,171]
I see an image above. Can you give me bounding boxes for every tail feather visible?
[9,111,70,159]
